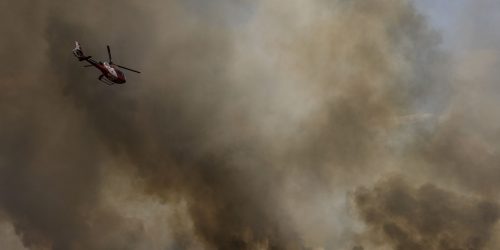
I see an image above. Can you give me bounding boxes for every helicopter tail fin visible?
[73,41,91,61]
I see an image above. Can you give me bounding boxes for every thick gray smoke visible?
[354,177,500,250]
[1,0,499,249]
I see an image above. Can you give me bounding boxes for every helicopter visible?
[72,41,140,85]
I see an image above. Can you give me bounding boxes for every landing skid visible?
[98,75,115,85]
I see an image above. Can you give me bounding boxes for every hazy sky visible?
[414,0,465,41]
[416,0,500,51]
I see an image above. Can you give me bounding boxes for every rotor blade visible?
[107,45,112,63]
[116,64,141,74]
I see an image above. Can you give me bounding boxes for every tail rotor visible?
[73,41,91,61]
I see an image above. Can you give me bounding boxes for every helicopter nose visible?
[115,71,126,83]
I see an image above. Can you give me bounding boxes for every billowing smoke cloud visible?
[1,0,499,249]
[354,177,500,250]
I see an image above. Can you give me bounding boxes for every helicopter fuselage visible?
[98,62,126,84]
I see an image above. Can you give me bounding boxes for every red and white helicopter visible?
[73,41,140,85]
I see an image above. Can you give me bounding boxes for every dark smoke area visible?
[1,0,500,249]
[355,177,499,250]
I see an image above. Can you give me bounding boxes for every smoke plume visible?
[354,177,500,250]
[1,0,499,249]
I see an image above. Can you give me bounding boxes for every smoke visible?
[354,177,500,250]
[1,0,499,249]
[350,1,500,249]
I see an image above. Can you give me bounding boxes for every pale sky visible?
[414,0,500,51]
[413,0,466,49]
